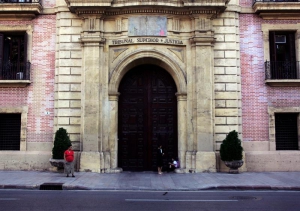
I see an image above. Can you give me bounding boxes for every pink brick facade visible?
[0,16,56,143]
[41,0,55,8]
[240,15,300,142]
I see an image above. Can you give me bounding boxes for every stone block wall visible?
[213,11,241,150]
[55,11,83,147]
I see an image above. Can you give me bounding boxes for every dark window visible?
[4,35,25,64]
[269,31,297,79]
[0,114,21,150]
[0,32,29,80]
[275,113,299,150]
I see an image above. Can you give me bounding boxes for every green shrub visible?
[220,130,243,161]
[52,128,71,159]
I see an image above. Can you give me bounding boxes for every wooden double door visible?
[118,64,178,171]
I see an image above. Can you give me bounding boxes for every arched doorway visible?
[118,64,178,171]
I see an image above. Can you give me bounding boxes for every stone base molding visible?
[196,152,217,173]
[79,152,103,173]
[246,151,300,172]
[0,151,52,171]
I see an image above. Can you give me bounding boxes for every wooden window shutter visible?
[269,31,276,62]
[0,33,3,77]
[23,32,28,63]
[288,32,296,62]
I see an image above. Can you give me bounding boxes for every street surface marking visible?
[126,199,238,202]
[0,198,20,200]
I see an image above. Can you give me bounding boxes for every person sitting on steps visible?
[167,158,178,172]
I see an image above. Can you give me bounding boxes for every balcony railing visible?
[0,0,40,2]
[0,61,31,80]
[265,61,300,80]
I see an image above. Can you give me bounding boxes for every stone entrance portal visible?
[118,64,178,171]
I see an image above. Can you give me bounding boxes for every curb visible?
[0,185,39,190]
[1,184,300,191]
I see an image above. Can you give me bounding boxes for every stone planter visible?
[49,158,65,169]
[224,160,244,174]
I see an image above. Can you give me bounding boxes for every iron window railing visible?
[265,61,300,80]
[0,61,31,80]
[0,0,40,3]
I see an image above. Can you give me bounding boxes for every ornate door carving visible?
[118,64,178,171]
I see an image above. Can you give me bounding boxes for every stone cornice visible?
[75,8,220,17]
[65,0,229,16]
[253,2,300,19]
[0,24,33,32]
[0,81,31,88]
[65,0,112,6]
[79,36,106,44]
[108,92,120,101]
[190,36,215,45]
[0,3,42,20]
[76,9,106,16]
[105,8,219,16]
[265,80,300,87]
[182,0,229,7]
[176,92,187,101]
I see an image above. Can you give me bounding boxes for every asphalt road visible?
[0,190,299,211]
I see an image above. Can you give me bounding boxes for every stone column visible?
[79,16,105,173]
[108,93,122,173]
[190,16,216,172]
[176,93,187,173]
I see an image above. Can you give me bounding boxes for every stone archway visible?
[109,49,187,94]
[108,50,187,172]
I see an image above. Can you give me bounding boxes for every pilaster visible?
[108,93,120,171]
[190,18,215,152]
[79,15,106,172]
[189,15,216,172]
[176,93,187,171]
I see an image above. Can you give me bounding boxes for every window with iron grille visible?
[0,113,21,150]
[275,113,299,150]
[0,32,29,80]
[269,31,297,79]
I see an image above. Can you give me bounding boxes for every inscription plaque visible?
[128,16,167,36]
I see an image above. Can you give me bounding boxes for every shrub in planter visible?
[220,130,244,173]
[220,130,243,161]
[52,127,71,159]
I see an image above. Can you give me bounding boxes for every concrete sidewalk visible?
[0,171,299,191]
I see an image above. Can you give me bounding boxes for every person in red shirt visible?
[64,144,75,177]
